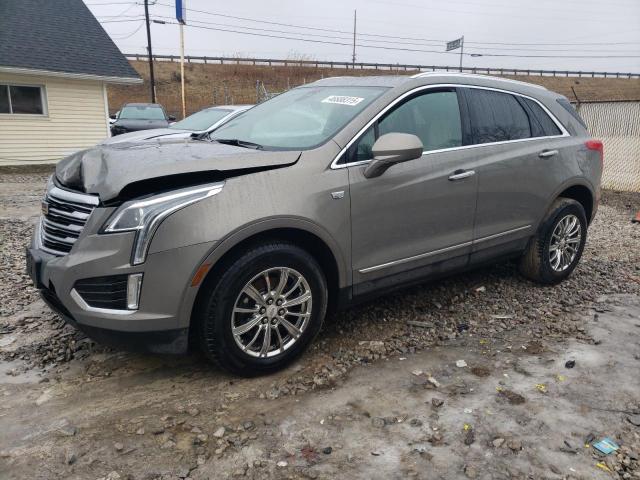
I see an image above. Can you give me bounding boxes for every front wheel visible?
[519,198,588,285]
[194,241,327,376]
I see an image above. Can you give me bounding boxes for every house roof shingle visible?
[0,0,141,83]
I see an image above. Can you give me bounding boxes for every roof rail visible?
[409,72,547,90]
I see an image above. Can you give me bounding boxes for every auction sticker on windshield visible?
[321,96,365,106]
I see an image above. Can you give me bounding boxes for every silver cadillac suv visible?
[27,73,603,375]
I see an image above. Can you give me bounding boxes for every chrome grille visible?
[40,186,99,255]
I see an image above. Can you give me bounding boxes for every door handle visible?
[539,149,558,158]
[448,169,476,181]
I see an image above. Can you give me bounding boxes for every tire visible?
[519,198,587,285]
[194,241,327,376]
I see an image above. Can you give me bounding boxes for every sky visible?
[86,0,640,73]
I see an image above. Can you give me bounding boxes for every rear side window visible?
[556,97,587,129]
[464,88,531,144]
[521,97,562,137]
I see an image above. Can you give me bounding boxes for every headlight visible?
[102,182,224,265]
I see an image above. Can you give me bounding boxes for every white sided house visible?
[0,0,141,166]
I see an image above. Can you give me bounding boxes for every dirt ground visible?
[1,174,639,480]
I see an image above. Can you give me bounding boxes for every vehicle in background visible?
[108,110,119,126]
[28,74,602,376]
[104,105,252,144]
[110,103,175,136]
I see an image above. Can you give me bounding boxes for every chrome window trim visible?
[330,83,569,170]
[359,241,473,274]
[472,224,532,244]
[49,186,100,206]
[358,224,532,274]
[70,288,135,316]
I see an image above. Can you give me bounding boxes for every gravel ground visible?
[0,173,639,479]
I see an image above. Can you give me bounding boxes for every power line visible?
[148,14,640,55]
[98,17,145,23]
[86,1,138,5]
[97,2,138,17]
[149,14,442,46]
[110,21,145,39]
[152,2,448,42]
[157,20,640,59]
[150,1,640,49]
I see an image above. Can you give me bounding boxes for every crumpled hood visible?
[56,139,301,201]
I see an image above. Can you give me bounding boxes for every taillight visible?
[585,139,604,166]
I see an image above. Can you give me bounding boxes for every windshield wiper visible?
[215,138,263,150]
[190,132,209,141]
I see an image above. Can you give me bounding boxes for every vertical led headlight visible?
[102,182,224,265]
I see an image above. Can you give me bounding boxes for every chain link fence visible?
[577,101,640,192]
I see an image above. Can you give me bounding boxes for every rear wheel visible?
[195,242,327,376]
[519,198,587,285]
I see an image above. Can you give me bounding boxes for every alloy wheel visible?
[231,267,312,358]
[549,214,582,272]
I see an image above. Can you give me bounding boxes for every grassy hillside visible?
[108,60,640,118]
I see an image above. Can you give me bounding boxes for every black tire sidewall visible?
[538,201,587,283]
[200,244,327,375]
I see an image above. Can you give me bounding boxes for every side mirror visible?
[109,113,117,120]
[363,133,424,179]
[168,115,176,121]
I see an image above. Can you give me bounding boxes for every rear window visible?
[119,105,167,120]
[556,98,587,129]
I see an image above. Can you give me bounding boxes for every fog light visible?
[127,273,143,310]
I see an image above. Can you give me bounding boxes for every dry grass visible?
[107,60,640,118]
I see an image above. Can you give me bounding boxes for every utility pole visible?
[459,35,464,73]
[144,0,156,103]
[352,10,357,69]
[179,22,186,118]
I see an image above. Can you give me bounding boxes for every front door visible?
[345,88,478,291]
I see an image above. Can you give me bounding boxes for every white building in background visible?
[0,0,141,166]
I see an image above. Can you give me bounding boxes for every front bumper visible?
[29,219,215,354]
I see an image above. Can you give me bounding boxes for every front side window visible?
[0,85,45,114]
[464,88,531,144]
[379,90,462,151]
[344,89,462,164]
[211,86,388,150]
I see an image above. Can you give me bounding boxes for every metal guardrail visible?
[124,53,640,79]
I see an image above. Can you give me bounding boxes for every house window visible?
[0,84,46,115]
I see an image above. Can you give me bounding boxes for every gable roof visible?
[0,0,141,84]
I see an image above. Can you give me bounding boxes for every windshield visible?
[211,86,387,150]
[170,108,233,131]
[119,105,166,120]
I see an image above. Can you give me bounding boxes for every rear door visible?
[346,88,478,290]
[459,87,568,255]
